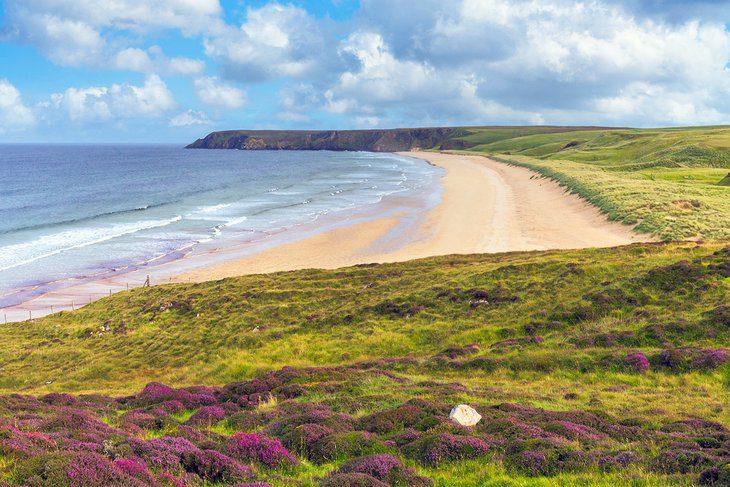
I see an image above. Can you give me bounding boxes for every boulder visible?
[448,404,481,426]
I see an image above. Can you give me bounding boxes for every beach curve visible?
[175,151,653,281]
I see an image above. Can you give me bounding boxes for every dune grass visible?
[453,126,730,241]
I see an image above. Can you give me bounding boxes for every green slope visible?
[456,126,730,241]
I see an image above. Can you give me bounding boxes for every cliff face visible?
[185,127,472,152]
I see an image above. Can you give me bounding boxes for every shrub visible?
[652,449,717,474]
[336,454,431,486]
[113,459,153,483]
[309,431,390,464]
[128,436,199,469]
[66,452,143,486]
[227,433,297,469]
[402,433,490,466]
[699,463,730,485]
[186,406,226,427]
[658,348,729,371]
[180,449,252,483]
[359,399,448,434]
[624,352,650,373]
[281,423,334,457]
[319,473,389,487]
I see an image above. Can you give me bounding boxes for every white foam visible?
[0,216,182,272]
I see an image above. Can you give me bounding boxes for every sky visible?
[0,0,729,142]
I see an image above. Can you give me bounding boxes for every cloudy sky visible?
[0,0,729,142]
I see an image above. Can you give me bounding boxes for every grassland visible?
[455,126,730,241]
[2,125,730,485]
[0,241,728,485]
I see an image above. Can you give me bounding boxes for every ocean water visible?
[0,145,439,307]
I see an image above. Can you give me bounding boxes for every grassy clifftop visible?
[1,242,729,485]
[185,126,607,152]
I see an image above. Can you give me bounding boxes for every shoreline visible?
[176,151,652,282]
[1,151,653,322]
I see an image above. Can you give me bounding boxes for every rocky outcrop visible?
[186,128,473,152]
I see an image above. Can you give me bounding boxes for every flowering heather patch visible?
[624,352,650,373]
[1,356,730,485]
[66,452,145,486]
[306,431,389,464]
[319,472,390,487]
[227,432,297,469]
[41,393,78,407]
[544,421,606,442]
[658,348,729,371]
[135,382,177,405]
[120,409,162,431]
[181,449,252,483]
[128,436,200,470]
[280,423,334,457]
[360,399,449,434]
[402,433,490,466]
[335,453,431,485]
[186,405,227,427]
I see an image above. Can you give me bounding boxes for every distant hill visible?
[185,126,610,151]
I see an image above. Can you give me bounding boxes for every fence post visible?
[71,301,75,311]
[50,305,53,313]
[28,310,32,321]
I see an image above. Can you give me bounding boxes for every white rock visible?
[449,404,482,426]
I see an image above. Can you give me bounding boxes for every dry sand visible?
[3,151,652,322]
[176,151,650,281]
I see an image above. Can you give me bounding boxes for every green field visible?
[1,242,728,485]
[453,126,730,241]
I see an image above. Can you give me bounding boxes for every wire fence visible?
[1,275,191,324]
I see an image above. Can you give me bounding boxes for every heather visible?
[0,364,729,485]
[0,241,728,484]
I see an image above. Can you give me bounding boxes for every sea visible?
[0,145,441,308]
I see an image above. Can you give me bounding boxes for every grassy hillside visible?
[458,126,730,241]
[1,242,728,485]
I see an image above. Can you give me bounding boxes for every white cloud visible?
[169,109,211,127]
[50,75,176,122]
[320,0,730,127]
[0,79,35,133]
[111,48,205,75]
[193,77,246,109]
[4,0,221,71]
[203,3,328,82]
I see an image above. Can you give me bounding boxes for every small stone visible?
[449,404,481,426]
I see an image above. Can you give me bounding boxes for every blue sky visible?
[0,0,729,142]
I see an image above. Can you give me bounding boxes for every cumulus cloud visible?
[322,0,730,127]
[2,0,220,71]
[111,48,205,75]
[0,79,35,132]
[193,77,246,109]
[50,75,176,122]
[169,109,212,127]
[3,0,730,129]
[203,3,331,82]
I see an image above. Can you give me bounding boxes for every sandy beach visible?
[2,151,651,322]
[176,151,650,282]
